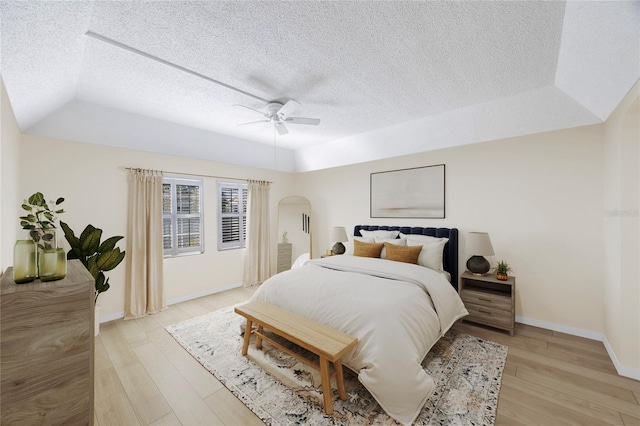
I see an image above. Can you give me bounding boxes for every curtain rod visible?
[120,167,273,184]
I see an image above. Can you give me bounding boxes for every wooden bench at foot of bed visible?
[234,300,358,415]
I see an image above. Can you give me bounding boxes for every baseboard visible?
[99,310,126,324]
[516,315,604,341]
[516,315,640,380]
[602,336,640,380]
[165,282,243,305]
[97,282,244,324]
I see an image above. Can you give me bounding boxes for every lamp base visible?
[332,242,345,255]
[467,255,490,275]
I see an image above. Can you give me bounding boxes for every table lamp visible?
[466,232,494,275]
[331,226,348,255]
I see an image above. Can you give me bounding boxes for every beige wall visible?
[0,76,21,273]
[603,80,640,376]
[298,124,606,334]
[19,134,296,319]
[8,80,638,378]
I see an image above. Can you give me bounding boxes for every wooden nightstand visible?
[459,271,516,336]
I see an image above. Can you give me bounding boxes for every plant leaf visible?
[56,197,64,205]
[60,221,79,246]
[97,275,110,294]
[22,204,32,211]
[30,230,40,242]
[98,236,124,253]
[28,193,40,205]
[66,249,79,260]
[60,221,84,261]
[87,255,99,279]
[95,272,108,292]
[97,248,125,271]
[79,225,97,244]
[81,228,102,256]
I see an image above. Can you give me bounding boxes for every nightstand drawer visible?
[460,288,511,311]
[465,303,513,328]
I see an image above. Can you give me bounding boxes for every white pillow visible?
[291,252,310,269]
[344,236,375,255]
[399,233,444,242]
[406,238,448,272]
[359,229,400,239]
[375,237,407,258]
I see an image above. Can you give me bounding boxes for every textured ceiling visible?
[1,1,638,172]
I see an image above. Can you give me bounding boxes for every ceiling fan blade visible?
[233,104,267,116]
[284,117,321,126]
[274,121,289,135]
[237,119,270,127]
[277,99,301,118]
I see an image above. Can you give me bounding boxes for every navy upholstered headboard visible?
[354,225,459,290]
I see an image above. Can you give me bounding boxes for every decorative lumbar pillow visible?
[407,238,448,272]
[375,237,407,258]
[353,240,384,258]
[344,236,375,255]
[359,229,400,239]
[384,243,422,264]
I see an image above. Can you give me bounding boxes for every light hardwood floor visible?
[95,286,640,426]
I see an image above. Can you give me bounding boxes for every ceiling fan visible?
[83,32,322,136]
[235,99,321,135]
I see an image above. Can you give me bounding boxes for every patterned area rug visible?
[166,307,507,426]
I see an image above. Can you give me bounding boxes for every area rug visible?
[166,307,507,426]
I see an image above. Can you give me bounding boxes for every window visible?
[218,182,248,250]
[163,178,203,256]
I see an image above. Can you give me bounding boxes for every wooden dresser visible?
[277,243,292,273]
[1,260,95,425]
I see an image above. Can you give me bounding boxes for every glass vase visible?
[13,240,37,284]
[30,228,57,250]
[39,247,66,282]
[55,248,67,280]
[29,228,57,277]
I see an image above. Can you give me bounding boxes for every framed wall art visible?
[370,164,445,218]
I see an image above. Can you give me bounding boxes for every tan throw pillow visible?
[353,240,384,258]
[384,243,422,264]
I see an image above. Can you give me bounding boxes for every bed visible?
[251,226,468,425]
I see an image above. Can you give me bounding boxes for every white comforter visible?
[251,255,468,425]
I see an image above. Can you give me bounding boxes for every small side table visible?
[459,271,516,336]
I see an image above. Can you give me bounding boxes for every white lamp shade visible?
[466,232,495,256]
[330,226,348,242]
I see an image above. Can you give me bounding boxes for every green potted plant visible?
[60,222,126,305]
[19,192,65,249]
[494,260,513,281]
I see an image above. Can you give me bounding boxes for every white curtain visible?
[243,180,271,287]
[125,168,165,319]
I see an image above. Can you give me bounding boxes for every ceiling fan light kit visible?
[235,99,321,135]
